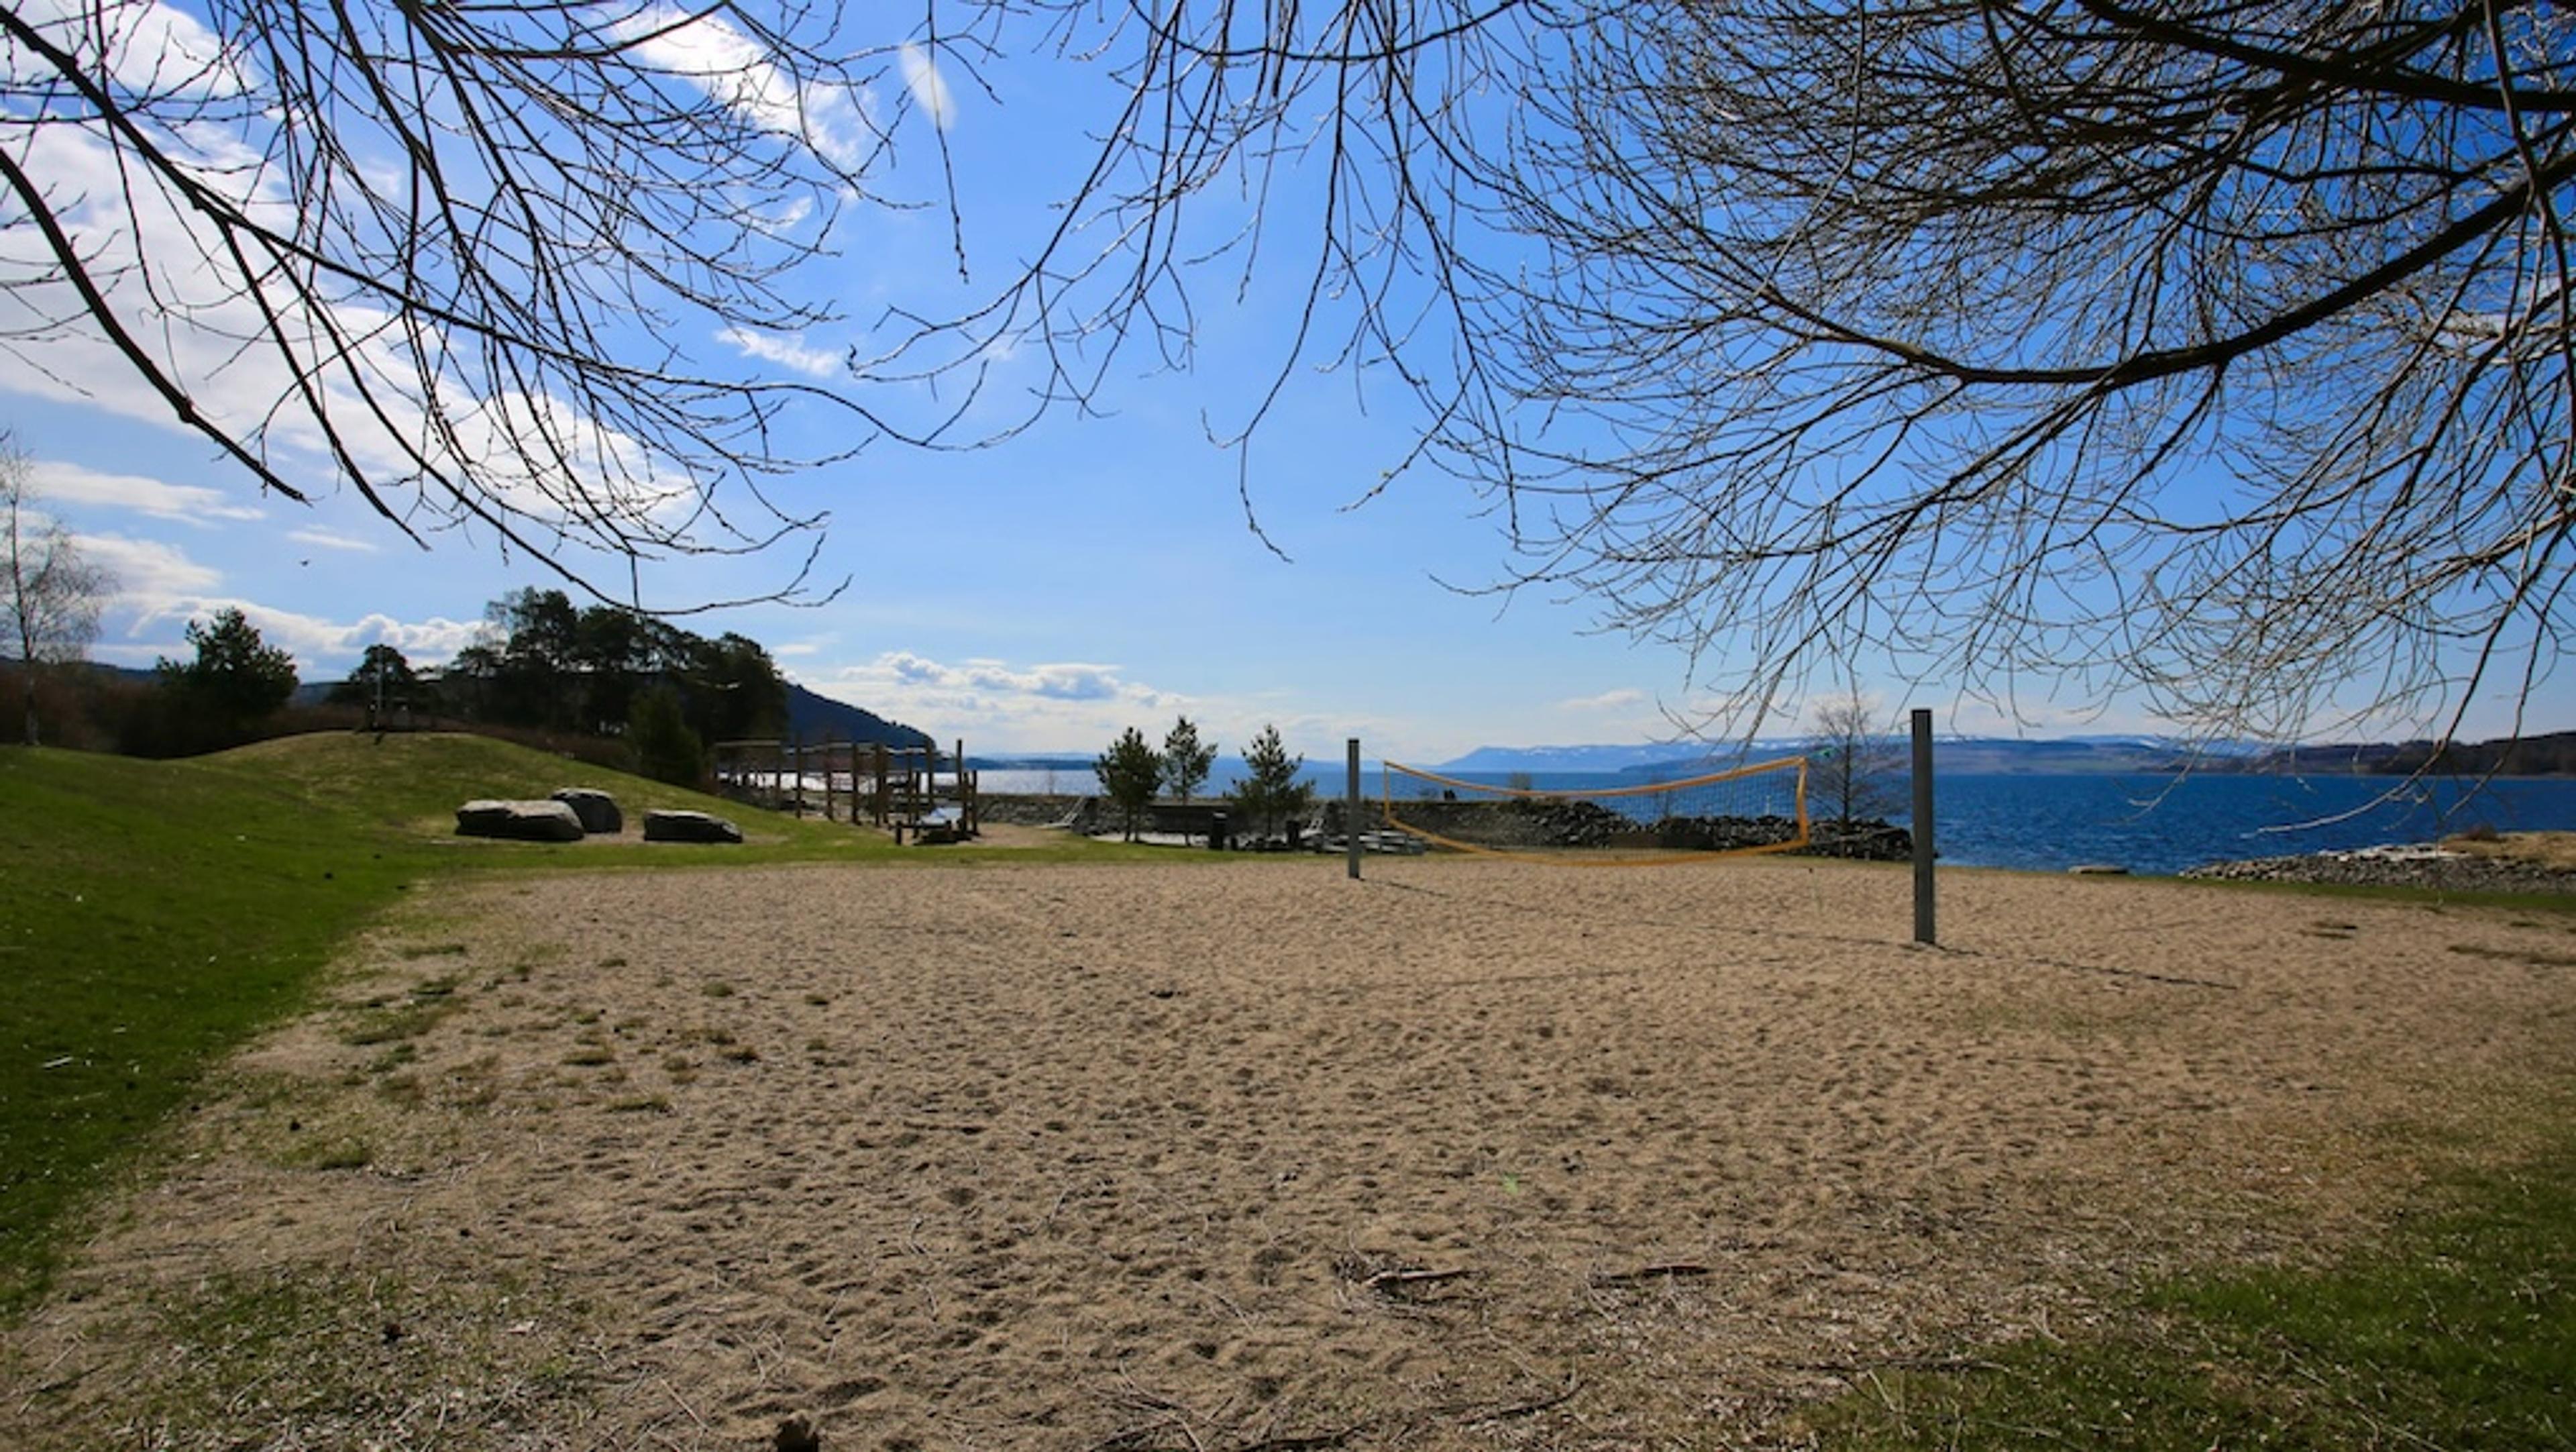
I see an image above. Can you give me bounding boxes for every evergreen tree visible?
[490,587,580,730]
[1093,727,1163,843]
[687,631,789,743]
[156,608,297,749]
[629,686,706,788]
[327,643,419,717]
[1228,725,1313,845]
[574,605,655,731]
[1161,715,1216,802]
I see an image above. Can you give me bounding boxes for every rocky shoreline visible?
[978,792,1916,860]
[2180,844,2576,894]
[983,794,2574,890]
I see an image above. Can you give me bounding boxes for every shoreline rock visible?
[2179,844,2576,894]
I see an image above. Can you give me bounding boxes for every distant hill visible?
[1439,732,2576,777]
[1435,742,1803,775]
[2219,730,2576,777]
[1437,736,2211,776]
[782,681,931,749]
[285,670,928,749]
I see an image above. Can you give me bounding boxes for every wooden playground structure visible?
[712,739,980,843]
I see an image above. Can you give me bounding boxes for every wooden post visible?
[1346,737,1363,880]
[1911,708,1936,946]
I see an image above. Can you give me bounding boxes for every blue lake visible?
[980,764,2576,876]
[1921,772,2576,876]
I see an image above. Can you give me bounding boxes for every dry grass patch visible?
[2441,828,2576,870]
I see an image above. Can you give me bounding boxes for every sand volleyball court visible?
[6,856,2573,1449]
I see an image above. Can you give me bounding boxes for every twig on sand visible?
[1227,1423,1372,1452]
[1588,1262,1711,1287]
[1776,1355,2000,1376]
[658,1377,711,1430]
[1450,1378,1582,1422]
[1362,1266,1472,1293]
[1084,1379,1578,1452]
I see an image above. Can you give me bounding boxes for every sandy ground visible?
[7,856,2576,1451]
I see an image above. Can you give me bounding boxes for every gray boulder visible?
[455,798,586,842]
[551,788,623,835]
[643,809,743,844]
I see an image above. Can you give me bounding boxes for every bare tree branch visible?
[2,432,114,743]
[0,0,944,607]
[889,0,2576,742]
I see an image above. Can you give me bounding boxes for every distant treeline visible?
[2224,731,2576,778]
[7,586,928,770]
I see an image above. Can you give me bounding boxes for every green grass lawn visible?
[0,731,1152,1312]
[1,744,424,1310]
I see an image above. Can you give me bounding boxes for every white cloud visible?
[856,651,1165,705]
[619,6,881,170]
[76,532,221,596]
[785,648,1403,760]
[898,43,956,132]
[115,594,482,675]
[252,609,482,672]
[30,459,266,524]
[802,650,1183,751]
[286,525,380,554]
[3,0,247,98]
[1557,686,1648,712]
[0,48,740,555]
[716,326,844,379]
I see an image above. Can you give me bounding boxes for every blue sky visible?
[4,2,2565,762]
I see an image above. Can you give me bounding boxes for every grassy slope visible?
[0,732,1146,1312]
[1,744,448,1310]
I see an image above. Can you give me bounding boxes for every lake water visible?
[977,764,2576,876]
[1925,772,2576,875]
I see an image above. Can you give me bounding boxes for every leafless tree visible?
[0,0,943,606]
[27,3,2566,735]
[3,436,113,743]
[1805,694,1903,832]
[889,1,2576,743]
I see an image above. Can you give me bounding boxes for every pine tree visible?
[1161,716,1216,803]
[1093,727,1164,843]
[156,607,297,749]
[1228,725,1312,845]
[629,686,706,788]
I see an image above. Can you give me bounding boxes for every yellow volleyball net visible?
[1380,756,1811,865]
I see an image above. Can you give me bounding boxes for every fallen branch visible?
[1362,1267,1472,1292]
[1772,1355,2000,1376]
[1588,1263,1711,1287]
[1457,1378,1581,1422]
[1229,1424,1369,1452]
